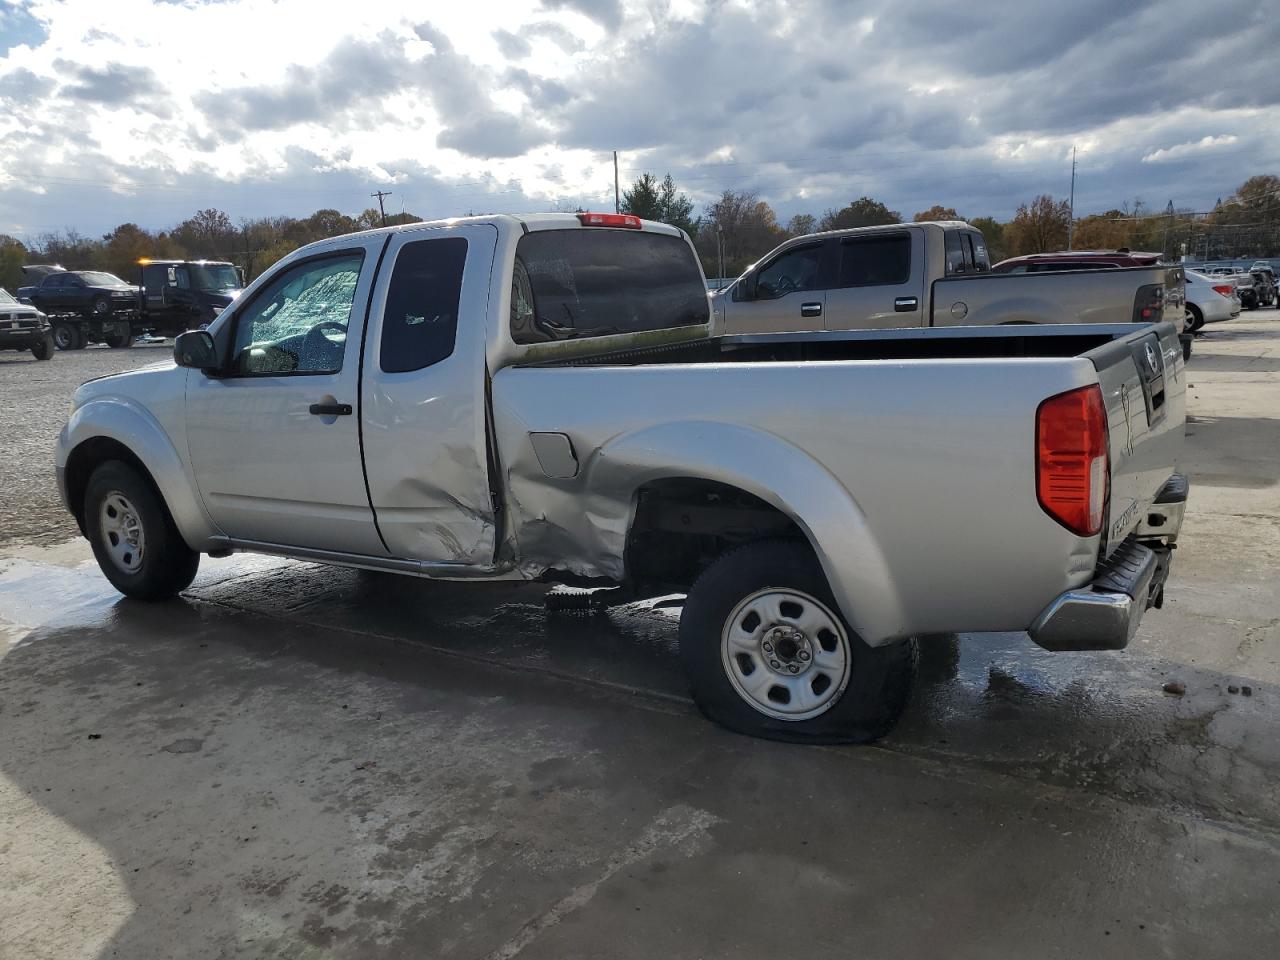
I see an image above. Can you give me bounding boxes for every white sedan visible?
[1184,270,1241,331]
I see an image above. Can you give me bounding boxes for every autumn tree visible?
[1068,211,1132,251]
[785,213,816,236]
[914,205,961,222]
[1005,195,1071,256]
[819,197,901,231]
[0,235,26,292]
[173,208,239,259]
[694,190,787,278]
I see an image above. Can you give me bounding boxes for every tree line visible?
[2,174,1276,293]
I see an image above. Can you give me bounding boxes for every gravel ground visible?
[0,342,173,546]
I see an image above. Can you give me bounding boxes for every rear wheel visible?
[680,540,917,744]
[1186,304,1204,333]
[52,321,85,350]
[84,460,199,600]
[103,323,133,348]
[30,333,55,360]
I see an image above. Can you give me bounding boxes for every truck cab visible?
[138,259,244,332]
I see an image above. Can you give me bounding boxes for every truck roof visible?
[138,259,235,266]
[335,212,687,242]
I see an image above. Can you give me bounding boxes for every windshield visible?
[78,272,128,286]
[510,229,709,343]
[0,289,15,304]
[190,263,240,291]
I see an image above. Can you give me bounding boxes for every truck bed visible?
[498,322,1185,644]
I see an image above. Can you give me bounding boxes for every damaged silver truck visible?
[55,212,1188,743]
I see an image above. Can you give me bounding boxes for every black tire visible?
[1182,336,1192,363]
[104,323,133,349]
[1186,304,1204,333]
[31,333,55,360]
[52,321,84,350]
[679,540,917,744]
[84,460,199,600]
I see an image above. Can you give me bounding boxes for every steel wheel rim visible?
[54,326,72,348]
[94,299,109,314]
[99,490,145,574]
[720,587,851,721]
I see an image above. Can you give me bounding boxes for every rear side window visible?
[838,234,910,287]
[966,233,990,272]
[380,237,467,373]
[944,231,966,275]
[511,229,708,344]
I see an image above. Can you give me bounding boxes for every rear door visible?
[359,224,499,564]
[721,241,829,333]
[822,230,923,329]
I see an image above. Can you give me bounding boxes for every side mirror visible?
[174,330,219,370]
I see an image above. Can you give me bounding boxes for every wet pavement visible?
[2,316,1279,958]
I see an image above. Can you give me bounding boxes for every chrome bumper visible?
[1029,540,1165,651]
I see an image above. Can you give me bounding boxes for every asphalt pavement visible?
[1,317,1278,959]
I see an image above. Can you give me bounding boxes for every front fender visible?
[57,395,219,550]
[591,422,907,646]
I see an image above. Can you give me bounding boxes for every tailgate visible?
[1086,322,1186,556]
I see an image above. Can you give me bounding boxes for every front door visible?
[722,241,829,334]
[184,238,389,555]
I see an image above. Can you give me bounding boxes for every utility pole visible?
[1066,146,1077,250]
[371,190,392,227]
[716,223,725,282]
[613,151,620,214]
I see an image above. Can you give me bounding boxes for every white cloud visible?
[1142,134,1241,164]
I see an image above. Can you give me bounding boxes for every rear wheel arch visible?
[623,477,806,594]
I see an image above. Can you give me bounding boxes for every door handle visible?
[801,301,823,317]
[309,402,352,416]
[894,297,919,312]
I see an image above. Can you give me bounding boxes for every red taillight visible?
[1036,385,1108,537]
[576,212,642,229]
[1132,283,1164,322]
[1212,284,1235,298]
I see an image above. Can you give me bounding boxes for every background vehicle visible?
[1248,267,1276,306]
[1184,270,1241,331]
[714,222,1191,359]
[0,287,54,360]
[138,259,243,331]
[18,270,140,350]
[57,213,1187,744]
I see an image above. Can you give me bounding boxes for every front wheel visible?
[31,333,55,360]
[85,460,199,600]
[679,540,917,744]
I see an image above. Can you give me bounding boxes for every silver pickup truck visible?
[716,220,1192,359]
[55,213,1188,744]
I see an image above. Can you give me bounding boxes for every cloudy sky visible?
[0,0,1277,239]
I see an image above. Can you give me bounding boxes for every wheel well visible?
[624,478,804,595]
[64,437,163,534]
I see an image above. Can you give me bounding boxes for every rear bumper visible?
[1029,474,1187,652]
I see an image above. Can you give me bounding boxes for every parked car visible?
[137,258,244,330]
[56,212,1187,744]
[18,270,141,349]
[1183,270,1241,331]
[0,287,55,360]
[714,224,1192,359]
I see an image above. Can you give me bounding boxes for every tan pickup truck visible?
[714,221,1192,359]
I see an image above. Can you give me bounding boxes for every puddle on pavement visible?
[2,543,1277,831]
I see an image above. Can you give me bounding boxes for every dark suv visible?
[19,270,140,349]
